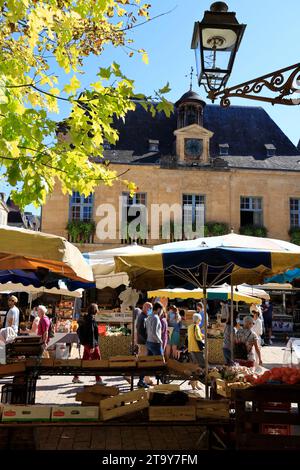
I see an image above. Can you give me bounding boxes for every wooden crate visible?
[216,379,251,398]
[0,363,26,377]
[81,359,109,368]
[149,406,196,422]
[75,392,109,404]
[53,359,82,368]
[109,355,136,368]
[167,359,200,377]
[137,355,165,368]
[152,384,180,392]
[84,384,119,396]
[189,397,230,419]
[99,389,149,421]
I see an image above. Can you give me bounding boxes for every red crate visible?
[261,424,291,435]
[263,402,291,411]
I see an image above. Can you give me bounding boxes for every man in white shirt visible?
[4,295,20,334]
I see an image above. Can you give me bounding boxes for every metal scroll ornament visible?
[208,63,300,107]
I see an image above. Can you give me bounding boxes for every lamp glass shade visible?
[202,28,237,50]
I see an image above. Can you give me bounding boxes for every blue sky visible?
[2,0,299,214]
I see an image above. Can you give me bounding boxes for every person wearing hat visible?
[3,295,20,334]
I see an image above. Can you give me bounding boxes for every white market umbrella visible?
[0,282,83,298]
[83,244,153,289]
[231,284,270,300]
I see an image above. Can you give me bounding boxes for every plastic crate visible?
[1,377,37,405]
[263,401,291,411]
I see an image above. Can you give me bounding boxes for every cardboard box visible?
[51,406,99,422]
[2,405,51,422]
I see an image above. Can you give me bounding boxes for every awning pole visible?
[203,265,209,399]
[28,294,32,322]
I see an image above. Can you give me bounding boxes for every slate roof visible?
[204,105,299,160]
[223,155,300,171]
[106,99,299,169]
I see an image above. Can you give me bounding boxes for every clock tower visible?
[174,90,213,163]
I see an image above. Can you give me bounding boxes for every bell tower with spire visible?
[174,73,212,163]
[176,67,206,129]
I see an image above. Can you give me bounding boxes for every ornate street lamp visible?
[191,1,246,93]
[192,2,300,107]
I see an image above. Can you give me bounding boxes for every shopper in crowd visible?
[73,303,105,385]
[0,326,17,344]
[165,305,182,360]
[195,301,208,335]
[160,308,168,357]
[262,299,273,345]
[3,295,20,334]
[234,315,262,367]
[136,302,152,388]
[252,310,263,365]
[37,305,51,357]
[187,313,205,390]
[220,301,229,322]
[145,302,163,356]
[223,314,237,366]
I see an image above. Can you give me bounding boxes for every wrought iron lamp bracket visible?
[208,63,300,107]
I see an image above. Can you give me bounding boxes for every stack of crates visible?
[260,401,291,435]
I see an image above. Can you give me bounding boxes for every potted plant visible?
[205,222,229,237]
[289,227,300,245]
[66,220,96,243]
[239,225,268,237]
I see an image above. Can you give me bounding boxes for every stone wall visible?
[41,163,300,249]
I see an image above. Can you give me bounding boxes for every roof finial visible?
[185,66,195,91]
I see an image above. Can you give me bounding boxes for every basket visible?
[1,377,37,405]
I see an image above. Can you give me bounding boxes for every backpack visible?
[48,319,55,339]
[233,330,251,360]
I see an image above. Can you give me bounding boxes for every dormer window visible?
[219,143,229,156]
[265,144,276,157]
[149,139,159,152]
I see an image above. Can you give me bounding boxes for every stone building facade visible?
[41,90,300,250]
